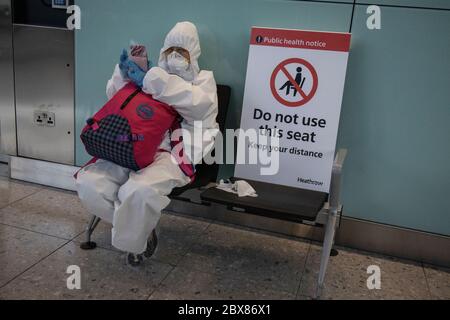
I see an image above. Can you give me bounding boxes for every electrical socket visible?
[34,111,56,127]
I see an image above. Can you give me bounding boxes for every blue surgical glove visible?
[126,60,147,88]
[119,49,130,79]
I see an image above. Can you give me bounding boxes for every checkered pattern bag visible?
[80,83,183,172]
[81,114,140,171]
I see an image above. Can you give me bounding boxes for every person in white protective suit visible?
[76,21,219,266]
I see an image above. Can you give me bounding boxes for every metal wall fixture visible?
[13,0,75,165]
[0,0,16,156]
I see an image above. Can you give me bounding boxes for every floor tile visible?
[0,224,67,288]
[0,164,9,178]
[0,177,447,300]
[423,264,450,299]
[150,267,295,300]
[0,188,89,240]
[153,213,211,265]
[73,212,210,265]
[299,243,432,300]
[0,177,42,209]
[177,223,310,295]
[0,242,173,300]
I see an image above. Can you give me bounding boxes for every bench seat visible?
[200,177,328,223]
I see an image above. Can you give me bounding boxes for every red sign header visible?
[250,27,351,52]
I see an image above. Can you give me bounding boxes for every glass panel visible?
[340,5,450,235]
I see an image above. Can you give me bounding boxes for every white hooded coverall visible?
[76,22,219,254]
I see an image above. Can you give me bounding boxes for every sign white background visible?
[235,33,350,192]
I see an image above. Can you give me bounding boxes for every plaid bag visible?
[80,83,184,172]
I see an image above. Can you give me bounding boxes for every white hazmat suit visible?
[76,22,219,255]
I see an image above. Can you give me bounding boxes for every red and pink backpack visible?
[79,83,195,181]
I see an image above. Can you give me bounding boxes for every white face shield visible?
[158,22,201,82]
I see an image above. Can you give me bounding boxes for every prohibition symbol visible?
[270,58,318,107]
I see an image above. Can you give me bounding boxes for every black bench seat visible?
[200,177,328,223]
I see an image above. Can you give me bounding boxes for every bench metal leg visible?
[330,220,339,257]
[316,211,338,298]
[80,215,101,250]
[315,149,347,299]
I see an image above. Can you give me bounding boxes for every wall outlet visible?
[46,112,55,127]
[34,111,56,127]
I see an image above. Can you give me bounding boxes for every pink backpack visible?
[79,83,195,180]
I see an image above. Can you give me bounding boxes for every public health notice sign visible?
[235,27,351,192]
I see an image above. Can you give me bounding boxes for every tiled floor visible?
[0,176,449,300]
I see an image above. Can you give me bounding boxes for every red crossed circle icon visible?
[270,58,318,107]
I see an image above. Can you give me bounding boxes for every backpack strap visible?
[120,89,141,110]
[73,157,99,179]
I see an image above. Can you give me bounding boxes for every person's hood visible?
[158,21,201,81]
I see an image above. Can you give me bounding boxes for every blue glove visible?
[126,60,147,88]
[119,49,130,79]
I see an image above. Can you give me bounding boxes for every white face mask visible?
[166,51,190,76]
